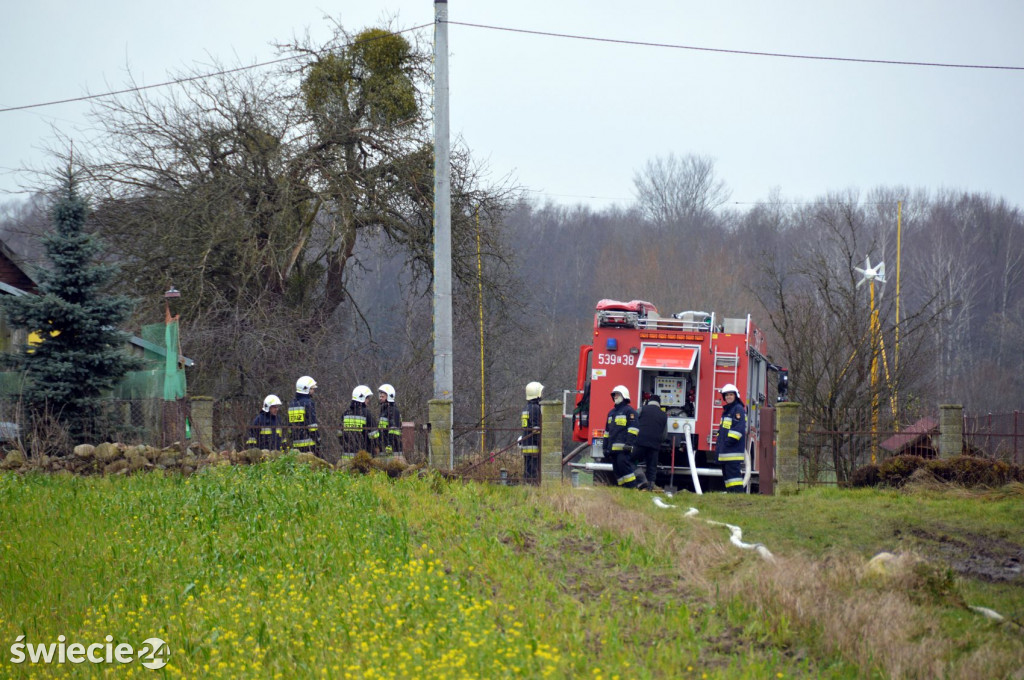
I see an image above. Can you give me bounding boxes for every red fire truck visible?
[567,299,785,493]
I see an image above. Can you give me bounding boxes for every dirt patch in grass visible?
[899,525,1024,584]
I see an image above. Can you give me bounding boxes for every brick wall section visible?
[540,399,563,486]
[939,404,963,458]
[428,399,452,470]
[190,397,214,448]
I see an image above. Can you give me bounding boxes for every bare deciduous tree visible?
[632,153,731,229]
[52,24,518,395]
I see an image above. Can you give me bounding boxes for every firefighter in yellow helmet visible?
[715,383,747,493]
[246,394,285,451]
[602,385,641,488]
[376,383,403,457]
[288,376,321,457]
[339,385,377,457]
[520,381,543,483]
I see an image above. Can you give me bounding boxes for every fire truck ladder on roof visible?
[709,348,740,447]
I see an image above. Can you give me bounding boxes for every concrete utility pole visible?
[433,0,453,402]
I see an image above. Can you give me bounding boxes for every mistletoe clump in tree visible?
[2,175,139,440]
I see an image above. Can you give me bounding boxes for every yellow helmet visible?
[296,376,317,394]
[526,381,544,400]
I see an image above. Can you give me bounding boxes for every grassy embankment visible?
[0,458,1021,678]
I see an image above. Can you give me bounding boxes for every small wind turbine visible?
[854,257,886,288]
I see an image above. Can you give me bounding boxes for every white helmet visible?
[352,385,373,402]
[378,383,396,402]
[262,394,282,412]
[296,376,317,394]
[525,381,544,400]
[611,385,630,402]
[720,383,739,396]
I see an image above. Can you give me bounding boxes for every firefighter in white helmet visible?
[602,385,641,488]
[339,384,377,457]
[715,383,747,492]
[246,394,285,451]
[376,383,403,457]
[520,382,544,483]
[288,376,320,456]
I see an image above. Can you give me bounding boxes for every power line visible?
[4,18,1019,117]
[0,23,433,115]
[447,20,1024,71]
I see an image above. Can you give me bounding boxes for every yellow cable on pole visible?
[895,200,902,428]
[476,208,486,455]
[870,280,879,464]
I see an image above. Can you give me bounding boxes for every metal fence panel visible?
[963,411,1024,465]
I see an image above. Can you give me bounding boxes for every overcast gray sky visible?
[2,1,1023,211]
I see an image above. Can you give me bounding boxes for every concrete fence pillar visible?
[189,396,213,448]
[428,399,452,470]
[775,401,801,494]
[939,404,963,459]
[540,399,563,486]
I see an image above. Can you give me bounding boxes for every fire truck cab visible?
[568,299,777,493]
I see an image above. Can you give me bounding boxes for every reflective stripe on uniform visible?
[722,417,732,429]
[288,406,306,423]
[724,477,744,488]
[611,443,626,450]
[718,453,745,461]
[614,415,628,426]
[617,472,636,486]
[522,446,539,454]
[343,415,367,431]
[627,427,639,436]
[728,430,742,440]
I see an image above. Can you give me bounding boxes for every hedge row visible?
[850,454,1024,488]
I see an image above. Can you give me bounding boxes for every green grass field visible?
[1,459,1021,678]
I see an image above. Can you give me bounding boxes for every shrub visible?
[877,454,927,487]
[849,463,880,487]
[927,455,1016,487]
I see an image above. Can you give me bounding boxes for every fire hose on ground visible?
[651,498,1013,625]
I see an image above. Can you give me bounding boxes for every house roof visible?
[880,416,940,453]
[0,240,38,294]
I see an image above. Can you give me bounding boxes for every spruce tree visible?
[2,174,139,439]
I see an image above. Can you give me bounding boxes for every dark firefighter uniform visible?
[635,395,668,488]
[377,400,403,455]
[716,397,747,492]
[246,411,285,451]
[521,398,542,482]
[603,401,641,487]
[288,393,320,456]
[339,400,376,456]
